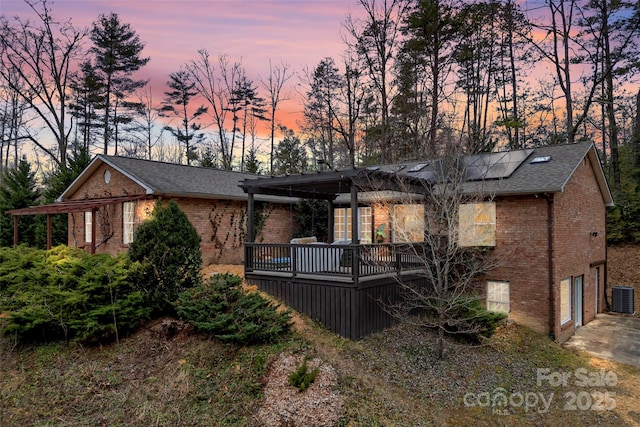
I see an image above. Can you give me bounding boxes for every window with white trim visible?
[487,281,510,313]
[333,207,372,243]
[84,211,92,243]
[123,202,135,244]
[560,278,572,324]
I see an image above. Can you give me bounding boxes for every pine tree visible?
[0,158,43,247]
[90,13,149,154]
[161,70,208,165]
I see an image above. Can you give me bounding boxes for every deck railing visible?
[245,242,426,283]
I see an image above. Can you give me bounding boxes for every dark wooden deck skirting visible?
[245,271,428,339]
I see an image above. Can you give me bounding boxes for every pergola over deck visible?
[240,167,426,245]
[239,168,430,339]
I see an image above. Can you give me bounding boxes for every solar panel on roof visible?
[464,149,533,181]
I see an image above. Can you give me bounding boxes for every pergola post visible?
[350,183,358,244]
[47,214,52,250]
[13,216,19,247]
[247,192,255,243]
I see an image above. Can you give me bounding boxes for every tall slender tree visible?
[161,70,208,165]
[187,51,243,170]
[493,0,531,149]
[454,1,502,153]
[303,58,344,168]
[260,60,293,175]
[401,0,460,155]
[0,72,29,171]
[333,54,366,167]
[231,74,266,172]
[579,0,640,191]
[69,61,105,153]
[90,12,149,155]
[345,0,409,163]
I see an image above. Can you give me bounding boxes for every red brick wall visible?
[489,195,551,334]
[551,157,607,342]
[487,157,607,342]
[66,163,292,266]
[67,163,151,255]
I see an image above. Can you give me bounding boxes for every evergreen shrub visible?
[128,200,202,315]
[445,297,507,342]
[288,357,319,392]
[0,245,149,344]
[176,273,292,345]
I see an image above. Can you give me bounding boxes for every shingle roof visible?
[265,142,613,207]
[459,141,613,205]
[60,155,294,203]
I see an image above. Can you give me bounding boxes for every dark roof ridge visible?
[98,154,264,177]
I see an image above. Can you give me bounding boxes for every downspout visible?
[546,193,556,341]
[604,213,610,311]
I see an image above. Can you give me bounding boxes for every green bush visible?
[176,273,292,345]
[0,245,149,344]
[128,200,202,315]
[288,357,319,392]
[445,297,507,342]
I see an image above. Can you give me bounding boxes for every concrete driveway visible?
[564,314,640,367]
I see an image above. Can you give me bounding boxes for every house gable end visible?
[59,155,154,201]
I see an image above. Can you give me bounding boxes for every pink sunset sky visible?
[1,0,364,129]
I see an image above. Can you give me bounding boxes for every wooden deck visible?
[244,242,428,339]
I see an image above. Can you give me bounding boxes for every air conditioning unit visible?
[612,286,635,315]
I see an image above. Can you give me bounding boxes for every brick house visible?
[9,143,613,342]
[241,141,614,342]
[12,155,294,265]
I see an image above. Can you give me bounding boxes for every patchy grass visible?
[1,257,640,425]
[1,315,639,426]
[322,321,639,426]
[0,320,305,426]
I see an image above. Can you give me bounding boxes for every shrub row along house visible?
[10,141,613,343]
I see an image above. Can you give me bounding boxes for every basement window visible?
[487,281,510,313]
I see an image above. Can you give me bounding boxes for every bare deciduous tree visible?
[345,0,409,163]
[187,51,243,170]
[260,60,293,175]
[378,143,506,359]
[0,0,87,169]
